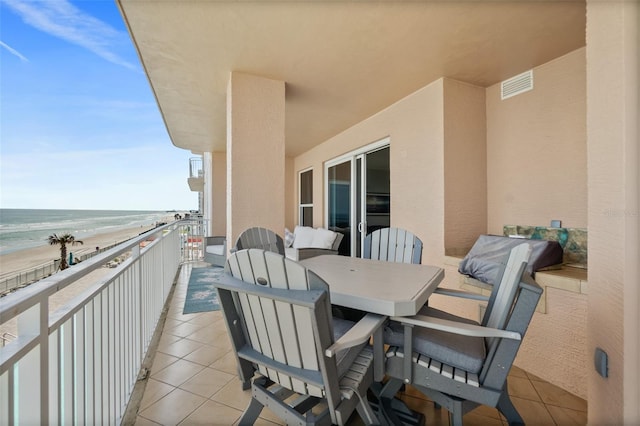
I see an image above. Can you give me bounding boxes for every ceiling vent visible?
[501,70,533,100]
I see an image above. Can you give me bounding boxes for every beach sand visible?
[0,218,181,341]
[0,223,165,279]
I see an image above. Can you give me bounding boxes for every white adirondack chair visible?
[379,243,542,425]
[214,249,386,425]
[335,227,424,323]
[363,228,423,264]
[233,227,285,254]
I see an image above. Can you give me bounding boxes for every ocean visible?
[0,209,172,255]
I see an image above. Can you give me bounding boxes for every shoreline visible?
[0,223,162,279]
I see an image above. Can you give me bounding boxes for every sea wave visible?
[0,209,170,255]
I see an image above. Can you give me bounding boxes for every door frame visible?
[324,137,390,256]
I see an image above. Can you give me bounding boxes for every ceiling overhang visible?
[117,1,586,157]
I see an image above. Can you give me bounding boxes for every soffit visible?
[118,1,585,156]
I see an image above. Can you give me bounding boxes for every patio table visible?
[300,255,445,317]
[301,254,445,389]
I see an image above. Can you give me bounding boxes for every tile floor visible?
[132,263,587,425]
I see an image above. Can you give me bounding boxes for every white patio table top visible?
[300,255,445,317]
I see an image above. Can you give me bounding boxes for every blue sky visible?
[0,0,198,211]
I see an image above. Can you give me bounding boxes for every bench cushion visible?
[292,226,315,249]
[292,226,337,250]
[206,245,225,256]
[459,234,563,285]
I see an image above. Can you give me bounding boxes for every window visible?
[299,169,313,226]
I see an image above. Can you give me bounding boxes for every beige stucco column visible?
[211,151,227,236]
[203,151,213,236]
[226,72,286,248]
[586,0,639,423]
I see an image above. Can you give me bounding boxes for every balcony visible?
[187,157,204,192]
[1,219,587,425]
[128,263,587,425]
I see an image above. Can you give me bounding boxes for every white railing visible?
[1,240,141,296]
[0,220,205,425]
[189,157,203,179]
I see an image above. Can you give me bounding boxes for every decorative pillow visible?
[292,226,315,249]
[311,228,337,249]
[284,228,295,248]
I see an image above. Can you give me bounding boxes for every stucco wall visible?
[517,288,588,398]
[443,79,487,253]
[285,156,295,231]
[293,78,487,265]
[211,151,226,236]
[483,48,589,398]
[586,1,639,422]
[486,48,587,233]
[226,72,285,244]
[294,79,447,265]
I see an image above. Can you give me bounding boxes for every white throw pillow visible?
[292,226,315,249]
[311,228,337,250]
[284,228,295,248]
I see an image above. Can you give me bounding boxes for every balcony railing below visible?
[188,157,204,192]
[0,220,207,425]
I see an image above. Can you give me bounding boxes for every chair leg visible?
[497,389,524,426]
[448,399,463,426]
[377,378,404,401]
[238,397,264,426]
[355,397,378,425]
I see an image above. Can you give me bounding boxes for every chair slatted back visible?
[485,243,532,331]
[479,243,532,383]
[225,249,339,403]
[480,273,542,388]
[235,227,285,255]
[363,227,423,264]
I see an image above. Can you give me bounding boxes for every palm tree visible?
[48,233,83,270]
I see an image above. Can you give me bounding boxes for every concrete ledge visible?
[445,255,588,314]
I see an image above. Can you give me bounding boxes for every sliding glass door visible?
[326,141,390,257]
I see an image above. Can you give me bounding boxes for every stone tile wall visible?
[503,225,587,267]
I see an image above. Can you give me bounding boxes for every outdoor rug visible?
[183,267,224,314]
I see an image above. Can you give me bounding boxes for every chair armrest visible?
[331,233,344,251]
[390,314,522,341]
[205,236,226,246]
[326,313,387,357]
[433,288,490,302]
[296,248,339,261]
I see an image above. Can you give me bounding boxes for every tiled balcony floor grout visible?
[132,262,587,426]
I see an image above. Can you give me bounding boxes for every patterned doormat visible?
[183,267,224,314]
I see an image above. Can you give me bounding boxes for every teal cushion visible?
[384,306,486,374]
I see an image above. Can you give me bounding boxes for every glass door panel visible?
[365,147,390,238]
[325,140,389,257]
[355,156,363,257]
[327,160,352,256]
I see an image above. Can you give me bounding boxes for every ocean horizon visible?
[0,208,173,256]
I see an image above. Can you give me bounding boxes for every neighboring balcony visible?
[188,157,204,192]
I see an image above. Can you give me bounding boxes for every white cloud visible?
[1,0,138,70]
[0,40,29,61]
